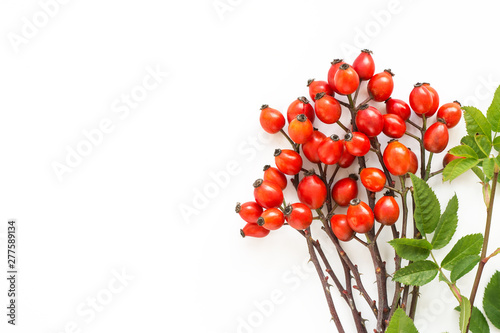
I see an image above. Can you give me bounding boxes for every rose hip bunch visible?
[236,49,462,245]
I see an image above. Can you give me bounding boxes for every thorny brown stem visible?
[304,228,345,333]
[347,97,389,332]
[316,210,379,319]
[312,236,368,333]
[467,170,499,332]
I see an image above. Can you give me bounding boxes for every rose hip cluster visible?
[236,49,462,241]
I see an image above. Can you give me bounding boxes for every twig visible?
[280,129,296,149]
[357,96,373,108]
[313,238,368,333]
[316,211,379,319]
[467,170,499,331]
[304,228,345,333]
[406,119,422,131]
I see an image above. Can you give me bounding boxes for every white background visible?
[0,0,499,332]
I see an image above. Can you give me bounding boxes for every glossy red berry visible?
[347,199,374,233]
[408,148,419,174]
[420,83,439,117]
[367,69,394,102]
[374,194,400,226]
[360,167,386,192]
[318,134,344,165]
[383,140,411,176]
[383,113,406,138]
[284,203,313,230]
[330,214,355,241]
[385,98,411,121]
[274,149,303,175]
[259,105,285,134]
[356,104,384,137]
[302,129,326,163]
[253,179,283,209]
[331,174,358,207]
[352,49,375,81]
[308,79,333,101]
[409,83,435,115]
[297,172,327,209]
[235,201,263,224]
[314,92,342,124]
[333,63,360,95]
[263,165,287,190]
[241,223,270,238]
[257,208,285,231]
[288,114,313,144]
[327,59,345,94]
[423,120,449,153]
[437,101,462,128]
[338,141,357,168]
[287,97,315,123]
[344,132,370,156]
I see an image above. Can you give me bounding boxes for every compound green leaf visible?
[443,158,479,182]
[410,174,440,235]
[463,106,491,140]
[472,166,486,182]
[459,296,472,333]
[483,271,500,328]
[450,255,481,282]
[432,194,458,250]
[482,157,496,181]
[453,306,490,333]
[470,306,491,333]
[386,307,419,333]
[389,238,433,261]
[449,145,478,159]
[393,260,439,286]
[474,134,492,157]
[441,234,483,271]
[486,85,500,132]
[493,136,500,152]
[462,135,488,159]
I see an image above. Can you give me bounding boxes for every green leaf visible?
[486,85,500,132]
[482,157,496,181]
[393,260,439,286]
[463,106,491,140]
[449,145,479,159]
[472,166,486,182]
[386,307,419,333]
[450,255,481,282]
[483,271,500,328]
[474,134,492,157]
[459,296,472,333]
[431,194,458,250]
[493,136,500,152]
[453,306,491,333]
[389,238,433,261]
[470,306,491,333]
[443,158,480,182]
[441,234,483,271]
[410,174,440,235]
[462,135,488,159]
